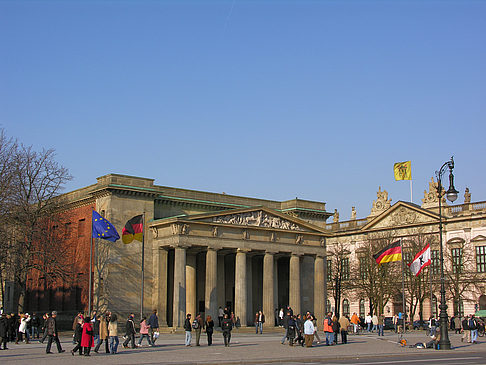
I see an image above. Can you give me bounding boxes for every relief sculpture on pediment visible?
[212,210,304,231]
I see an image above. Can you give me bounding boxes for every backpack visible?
[192,319,200,330]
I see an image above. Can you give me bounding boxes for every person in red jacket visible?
[323,312,334,346]
[81,317,94,356]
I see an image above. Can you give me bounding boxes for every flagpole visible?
[140,212,145,320]
[88,210,94,315]
[400,239,406,336]
[410,179,413,203]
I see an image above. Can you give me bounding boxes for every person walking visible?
[81,316,94,356]
[454,315,462,334]
[377,313,385,336]
[372,314,378,333]
[194,313,204,346]
[148,309,159,345]
[351,312,359,334]
[323,312,334,346]
[222,313,233,347]
[311,313,321,344]
[304,315,315,347]
[469,314,479,344]
[295,314,305,347]
[40,313,49,343]
[205,315,214,346]
[365,313,372,332]
[30,313,40,339]
[0,313,9,350]
[123,314,136,349]
[95,312,110,353]
[255,311,265,334]
[280,311,290,344]
[218,307,224,328]
[462,315,471,343]
[332,315,340,344]
[19,313,31,344]
[338,314,350,344]
[108,314,119,354]
[137,316,153,347]
[428,315,437,336]
[70,316,83,356]
[184,313,192,347]
[279,308,284,327]
[287,315,296,346]
[45,311,65,354]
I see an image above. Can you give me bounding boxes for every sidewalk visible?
[0,330,484,364]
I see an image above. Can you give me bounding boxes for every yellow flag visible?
[394,161,412,181]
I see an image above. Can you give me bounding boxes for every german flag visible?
[373,240,402,265]
[122,215,143,244]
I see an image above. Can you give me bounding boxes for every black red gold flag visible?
[373,240,402,265]
[122,215,143,244]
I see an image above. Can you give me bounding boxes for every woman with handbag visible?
[81,317,94,356]
[205,315,214,346]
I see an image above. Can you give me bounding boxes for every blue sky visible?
[1,0,485,220]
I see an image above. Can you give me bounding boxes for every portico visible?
[150,207,329,328]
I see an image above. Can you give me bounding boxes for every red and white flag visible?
[407,244,431,276]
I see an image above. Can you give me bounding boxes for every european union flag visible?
[92,210,120,242]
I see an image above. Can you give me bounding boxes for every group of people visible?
[454,314,482,344]
[183,312,234,347]
[69,309,160,356]
[279,307,354,348]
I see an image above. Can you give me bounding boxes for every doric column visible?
[289,253,301,315]
[263,251,275,327]
[153,247,168,326]
[205,248,218,321]
[173,246,186,328]
[314,255,325,323]
[217,254,225,309]
[186,253,197,318]
[235,249,248,326]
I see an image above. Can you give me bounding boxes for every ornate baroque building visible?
[20,173,486,325]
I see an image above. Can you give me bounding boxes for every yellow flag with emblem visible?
[394,161,411,181]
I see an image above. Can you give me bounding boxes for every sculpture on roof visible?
[333,209,339,223]
[369,187,392,217]
[421,177,447,209]
[351,206,356,220]
[464,187,471,204]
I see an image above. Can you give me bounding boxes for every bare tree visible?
[6,145,72,311]
[355,233,401,316]
[327,241,353,317]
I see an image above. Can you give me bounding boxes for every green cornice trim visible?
[279,207,329,214]
[157,195,251,208]
[107,184,159,192]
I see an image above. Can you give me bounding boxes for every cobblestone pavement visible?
[0,330,485,364]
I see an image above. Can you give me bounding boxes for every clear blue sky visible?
[1,0,485,220]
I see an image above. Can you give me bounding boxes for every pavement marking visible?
[332,356,484,365]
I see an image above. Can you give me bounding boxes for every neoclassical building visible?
[20,173,486,326]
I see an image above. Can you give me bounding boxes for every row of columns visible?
[167,246,326,328]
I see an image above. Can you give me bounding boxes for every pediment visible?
[471,235,486,242]
[185,207,325,234]
[362,201,439,230]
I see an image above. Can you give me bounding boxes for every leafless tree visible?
[327,240,353,317]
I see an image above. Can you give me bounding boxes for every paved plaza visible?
[1,330,485,364]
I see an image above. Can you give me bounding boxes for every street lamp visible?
[436,156,459,350]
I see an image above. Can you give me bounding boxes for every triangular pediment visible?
[362,201,439,230]
[182,207,328,234]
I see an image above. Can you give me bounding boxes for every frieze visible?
[211,210,305,231]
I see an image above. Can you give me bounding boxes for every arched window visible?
[359,299,365,317]
[454,298,464,317]
[342,299,350,317]
[326,299,331,314]
[479,295,486,311]
[432,295,438,317]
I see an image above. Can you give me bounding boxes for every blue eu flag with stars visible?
[92,210,120,242]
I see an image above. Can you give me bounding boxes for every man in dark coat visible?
[221,313,233,347]
[148,309,159,344]
[122,313,136,349]
[0,313,9,350]
[281,311,290,344]
[45,311,65,354]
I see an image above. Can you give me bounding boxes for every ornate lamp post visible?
[436,156,459,350]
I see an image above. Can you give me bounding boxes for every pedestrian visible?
[205,315,214,346]
[222,313,233,347]
[218,307,224,328]
[19,313,31,344]
[70,317,83,356]
[81,316,94,356]
[194,313,204,346]
[323,312,334,346]
[45,311,65,354]
[279,308,284,327]
[392,314,398,333]
[137,316,153,347]
[8,313,17,342]
[454,315,462,334]
[148,309,159,345]
[462,315,471,343]
[351,312,359,334]
[332,315,340,344]
[469,314,479,344]
[0,313,8,350]
[40,313,49,343]
[377,313,385,336]
[30,313,40,339]
[287,315,296,346]
[365,313,372,332]
[108,314,119,354]
[255,311,265,334]
[122,313,136,349]
[91,311,100,347]
[281,310,290,344]
[428,315,437,336]
[95,311,110,353]
[338,314,350,344]
[231,311,237,328]
[295,314,305,347]
[304,315,315,347]
[184,313,192,347]
[372,313,378,333]
[311,313,321,344]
